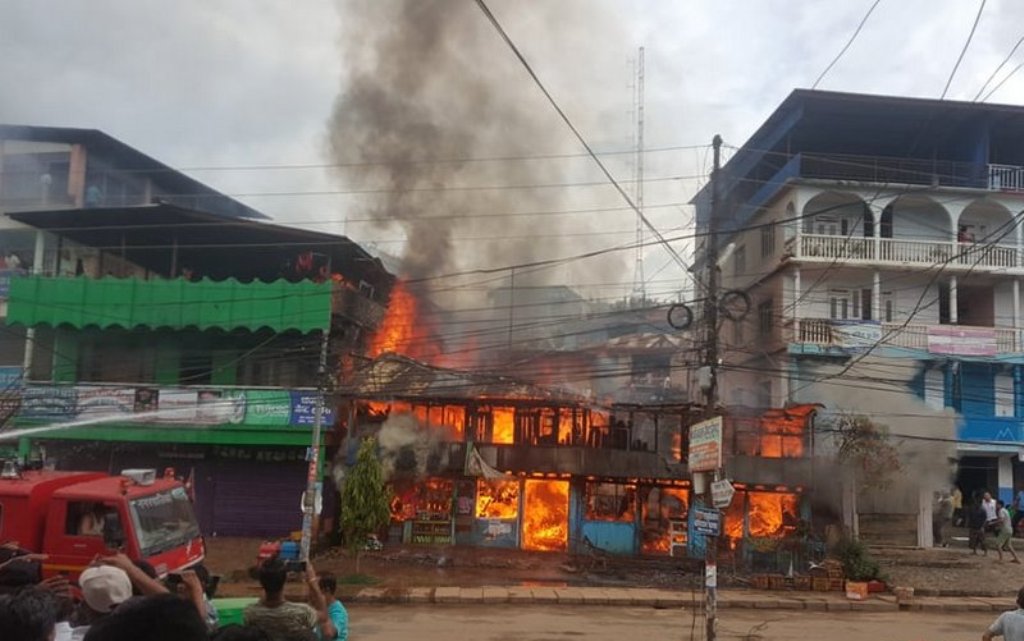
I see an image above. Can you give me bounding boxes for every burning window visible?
[475,479,519,519]
[722,490,746,549]
[476,406,515,444]
[584,482,636,523]
[640,486,689,554]
[522,479,569,552]
[389,478,453,522]
[748,491,799,539]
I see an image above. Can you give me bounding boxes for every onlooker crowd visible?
[0,542,348,641]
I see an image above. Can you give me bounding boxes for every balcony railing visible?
[989,164,1024,192]
[792,318,1020,354]
[796,234,1020,269]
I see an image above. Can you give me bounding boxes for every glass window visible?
[761,224,776,258]
[129,487,201,556]
[758,300,773,335]
[584,482,636,522]
[734,245,746,276]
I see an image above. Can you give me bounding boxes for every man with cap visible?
[70,565,134,640]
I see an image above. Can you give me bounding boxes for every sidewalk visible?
[344,585,1015,613]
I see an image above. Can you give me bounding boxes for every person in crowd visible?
[995,500,1022,564]
[317,572,348,641]
[211,625,271,641]
[243,558,328,641]
[983,584,1024,640]
[969,495,990,556]
[168,565,219,630]
[1014,488,1024,534]
[952,486,964,527]
[83,594,207,641]
[70,565,135,639]
[933,490,953,548]
[0,587,57,641]
[76,504,109,537]
[984,491,1000,532]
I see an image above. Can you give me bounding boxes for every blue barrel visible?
[279,540,300,561]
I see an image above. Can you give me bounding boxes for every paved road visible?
[347,604,995,641]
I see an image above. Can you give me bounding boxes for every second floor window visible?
[734,245,746,277]
[761,223,776,258]
[758,300,773,336]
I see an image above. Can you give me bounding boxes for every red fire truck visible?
[0,465,205,580]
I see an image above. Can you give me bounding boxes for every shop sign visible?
[688,417,722,472]
[693,506,721,537]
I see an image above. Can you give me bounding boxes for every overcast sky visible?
[1,0,1022,302]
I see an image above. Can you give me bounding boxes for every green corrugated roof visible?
[7,276,331,333]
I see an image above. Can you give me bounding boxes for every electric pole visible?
[704,134,723,641]
[300,326,330,562]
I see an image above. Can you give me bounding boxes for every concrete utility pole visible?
[704,134,723,641]
[300,327,330,562]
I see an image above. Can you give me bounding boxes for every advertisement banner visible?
[75,386,136,418]
[244,390,292,426]
[832,320,882,350]
[289,391,335,427]
[927,326,997,356]
[156,389,199,423]
[688,416,723,473]
[21,386,77,421]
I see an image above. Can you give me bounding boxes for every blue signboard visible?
[693,506,721,537]
[0,366,22,390]
[289,392,335,427]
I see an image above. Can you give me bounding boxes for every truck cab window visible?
[66,502,114,536]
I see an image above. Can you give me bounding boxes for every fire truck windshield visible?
[128,486,201,556]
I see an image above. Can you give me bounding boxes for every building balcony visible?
[5,275,384,334]
[790,318,1020,354]
[790,234,1020,271]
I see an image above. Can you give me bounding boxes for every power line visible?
[940,0,988,99]
[811,0,884,90]
[972,34,1024,100]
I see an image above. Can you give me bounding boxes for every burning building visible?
[340,350,819,561]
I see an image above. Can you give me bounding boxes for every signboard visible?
[289,391,336,427]
[688,417,723,472]
[831,320,881,350]
[927,326,997,356]
[693,506,721,537]
[710,479,736,508]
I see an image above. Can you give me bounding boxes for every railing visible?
[798,234,1019,268]
[793,318,1020,353]
[989,164,1024,192]
[801,153,984,189]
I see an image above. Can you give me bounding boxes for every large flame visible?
[723,491,746,548]
[388,477,453,521]
[748,492,799,538]
[759,406,815,458]
[475,479,519,519]
[491,407,515,445]
[369,280,440,361]
[522,479,569,552]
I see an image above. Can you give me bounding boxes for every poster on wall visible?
[927,326,997,356]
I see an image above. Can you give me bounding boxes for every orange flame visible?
[748,492,799,538]
[759,406,814,458]
[492,407,515,445]
[369,280,440,362]
[475,479,519,519]
[522,479,569,552]
[723,491,746,548]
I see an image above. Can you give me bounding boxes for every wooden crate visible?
[768,575,788,590]
[794,576,812,591]
[812,577,831,592]
[829,578,845,591]
[752,575,770,590]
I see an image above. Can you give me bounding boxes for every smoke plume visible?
[375,413,456,479]
[326,0,630,295]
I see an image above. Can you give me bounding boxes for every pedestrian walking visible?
[1013,489,1024,534]
[952,486,964,527]
[933,491,953,547]
[996,501,1022,564]
[984,491,999,531]
[969,497,989,555]
[983,585,1024,640]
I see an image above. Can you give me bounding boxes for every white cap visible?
[79,565,132,613]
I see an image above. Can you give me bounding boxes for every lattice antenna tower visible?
[631,46,646,303]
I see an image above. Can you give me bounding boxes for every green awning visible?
[7,276,331,333]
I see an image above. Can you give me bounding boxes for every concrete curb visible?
[347,586,1015,613]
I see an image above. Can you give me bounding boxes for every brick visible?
[408,588,433,604]
[459,588,485,603]
[753,598,782,609]
[773,598,805,610]
[849,600,897,612]
[825,600,852,611]
[531,588,559,604]
[434,587,460,604]
[482,587,508,604]
[801,599,829,612]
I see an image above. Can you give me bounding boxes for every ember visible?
[475,479,519,519]
[369,280,440,362]
[522,479,569,552]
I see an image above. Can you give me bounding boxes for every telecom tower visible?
[631,46,646,303]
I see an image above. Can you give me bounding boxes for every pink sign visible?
[927,326,997,356]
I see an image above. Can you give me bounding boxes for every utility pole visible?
[704,134,723,641]
[300,326,330,562]
[631,46,647,303]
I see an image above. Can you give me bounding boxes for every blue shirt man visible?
[317,573,348,641]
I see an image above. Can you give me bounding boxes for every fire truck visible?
[0,463,205,580]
